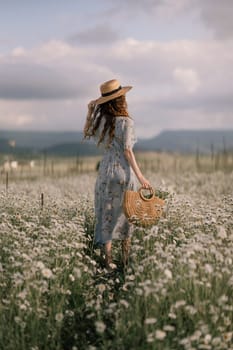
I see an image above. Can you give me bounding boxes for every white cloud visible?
[103,0,188,17]
[103,0,233,39]
[68,23,119,45]
[173,68,201,93]
[15,114,34,126]
[196,0,233,38]
[11,47,26,57]
[0,62,80,100]
[0,36,233,137]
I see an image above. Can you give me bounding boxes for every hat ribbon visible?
[101,85,122,97]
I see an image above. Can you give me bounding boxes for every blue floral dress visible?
[94,116,138,245]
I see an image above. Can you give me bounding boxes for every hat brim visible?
[94,86,132,105]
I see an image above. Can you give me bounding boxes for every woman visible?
[83,79,151,269]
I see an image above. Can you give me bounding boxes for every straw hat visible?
[93,79,132,105]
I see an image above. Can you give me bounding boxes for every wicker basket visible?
[123,187,165,227]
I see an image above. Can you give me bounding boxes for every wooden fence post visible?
[41,193,44,210]
[6,172,9,192]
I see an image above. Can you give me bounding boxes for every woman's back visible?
[97,116,137,152]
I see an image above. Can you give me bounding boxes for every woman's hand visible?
[88,100,97,114]
[139,176,152,189]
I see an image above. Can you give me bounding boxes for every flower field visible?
[0,165,233,350]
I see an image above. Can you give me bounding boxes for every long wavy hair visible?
[85,95,129,146]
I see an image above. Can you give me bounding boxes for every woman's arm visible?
[124,148,151,189]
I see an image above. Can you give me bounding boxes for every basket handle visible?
[139,187,155,201]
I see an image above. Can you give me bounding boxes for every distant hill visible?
[1,129,233,156]
[45,141,102,157]
[0,131,101,157]
[0,138,12,153]
[0,138,30,155]
[0,130,83,149]
[137,130,233,154]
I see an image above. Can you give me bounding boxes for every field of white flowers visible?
[0,166,233,350]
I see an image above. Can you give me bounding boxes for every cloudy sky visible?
[0,0,233,138]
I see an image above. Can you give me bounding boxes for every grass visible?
[0,159,233,349]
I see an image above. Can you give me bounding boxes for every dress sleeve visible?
[122,118,137,150]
